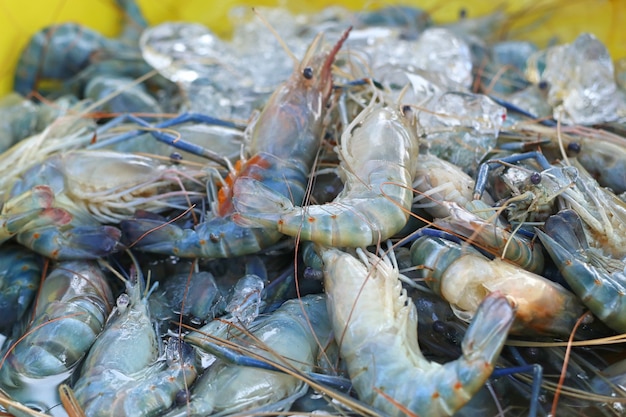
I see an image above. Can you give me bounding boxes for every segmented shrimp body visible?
[235,101,420,247]
[319,246,515,417]
[121,28,351,258]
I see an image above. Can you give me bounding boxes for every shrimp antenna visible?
[252,7,299,65]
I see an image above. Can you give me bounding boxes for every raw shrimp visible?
[13,0,151,97]
[320,245,515,416]
[9,150,204,260]
[0,185,71,247]
[168,294,332,416]
[235,100,420,248]
[409,233,584,337]
[537,209,626,333]
[121,28,351,258]
[0,261,113,416]
[72,266,198,417]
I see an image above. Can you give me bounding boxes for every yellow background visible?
[1,0,624,96]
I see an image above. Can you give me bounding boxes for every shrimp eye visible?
[170,152,183,163]
[538,80,549,90]
[302,66,314,80]
[530,172,542,185]
[175,389,190,405]
[567,142,581,154]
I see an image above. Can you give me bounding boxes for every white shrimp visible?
[319,245,515,417]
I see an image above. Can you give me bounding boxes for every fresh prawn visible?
[121,28,351,258]
[537,209,626,333]
[72,261,198,417]
[319,245,515,416]
[167,294,332,416]
[13,0,151,97]
[234,98,420,248]
[409,232,585,337]
[0,261,114,415]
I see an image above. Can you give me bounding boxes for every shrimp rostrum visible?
[319,245,515,417]
[235,98,420,248]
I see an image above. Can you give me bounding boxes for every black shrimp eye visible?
[170,152,183,163]
[538,80,549,90]
[567,142,582,154]
[432,320,446,334]
[302,66,314,80]
[530,172,542,185]
[175,389,190,405]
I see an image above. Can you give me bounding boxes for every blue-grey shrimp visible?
[9,150,205,260]
[549,159,626,262]
[536,209,626,333]
[13,0,152,97]
[167,294,332,416]
[0,245,42,336]
[234,100,420,248]
[121,28,351,258]
[72,265,198,417]
[540,124,626,194]
[0,93,77,152]
[0,261,113,415]
[409,232,584,337]
[320,245,515,416]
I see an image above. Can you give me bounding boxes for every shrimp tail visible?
[462,292,515,362]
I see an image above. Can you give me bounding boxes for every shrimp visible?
[531,122,626,194]
[409,232,585,337]
[13,0,151,97]
[234,99,420,248]
[536,209,626,333]
[72,266,198,417]
[0,261,113,415]
[167,294,332,416]
[8,150,204,260]
[551,159,626,261]
[121,27,351,258]
[433,200,545,273]
[319,245,515,417]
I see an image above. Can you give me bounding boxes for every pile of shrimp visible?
[2,1,626,416]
